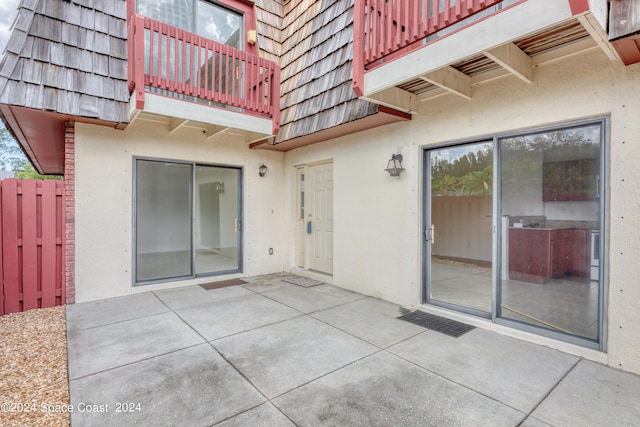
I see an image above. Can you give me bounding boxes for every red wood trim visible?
[378,105,412,121]
[612,36,640,66]
[214,0,259,56]
[568,0,590,15]
[249,139,270,149]
[134,15,146,109]
[352,0,365,97]
[271,65,281,134]
[126,0,135,22]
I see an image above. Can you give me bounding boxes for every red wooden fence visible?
[0,179,65,315]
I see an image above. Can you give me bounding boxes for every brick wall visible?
[64,122,75,304]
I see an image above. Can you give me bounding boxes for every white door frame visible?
[298,160,334,275]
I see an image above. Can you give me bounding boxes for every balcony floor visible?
[358,2,619,113]
[129,92,274,144]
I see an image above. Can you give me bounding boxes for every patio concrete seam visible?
[308,307,427,351]
[151,289,171,308]
[68,342,206,381]
[151,287,260,311]
[237,291,307,315]
[384,347,530,416]
[210,401,299,427]
[202,312,307,343]
[519,356,583,423]
[376,327,430,350]
[66,314,161,332]
[258,290,370,315]
[66,303,171,331]
[266,348,387,401]
[201,340,285,422]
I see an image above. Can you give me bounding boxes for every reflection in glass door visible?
[427,142,493,314]
[499,124,602,341]
[136,161,192,282]
[424,120,605,347]
[195,166,241,274]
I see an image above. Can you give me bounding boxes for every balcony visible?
[352,0,619,112]
[128,14,280,141]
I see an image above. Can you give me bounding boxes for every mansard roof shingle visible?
[276,0,378,143]
[0,0,129,123]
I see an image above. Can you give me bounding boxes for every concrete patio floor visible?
[66,273,640,426]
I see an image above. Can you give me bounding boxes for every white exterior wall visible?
[75,120,285,302]
[284,48,640,374]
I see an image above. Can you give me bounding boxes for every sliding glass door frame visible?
[422,139,495,320]
[422,117,609,351]
[133,156,243,286]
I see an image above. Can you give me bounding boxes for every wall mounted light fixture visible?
[258,164,268,177]
[385,154,405,177]
[247,30,257,45]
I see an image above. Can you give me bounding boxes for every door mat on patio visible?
[199,278,247,290]
[398,311,475,338]
[281,276,324,288]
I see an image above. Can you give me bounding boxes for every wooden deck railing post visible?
[352,0,365,97]
[271,65,281,135]
[134,15,146,109]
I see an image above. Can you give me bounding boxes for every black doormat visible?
[398,311,475,338]
[200,278,247,290]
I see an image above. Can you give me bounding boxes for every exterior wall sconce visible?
[258,164,268,177]
[247,30,257,45]
[385,154,405,177]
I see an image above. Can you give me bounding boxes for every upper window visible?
[137,0,243,49]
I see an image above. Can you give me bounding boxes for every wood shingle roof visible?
[0,0,129,123]
[276,0,378,144]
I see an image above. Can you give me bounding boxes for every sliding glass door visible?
[427,142,493,314]
[135,159,242,284]
[498,124,602,342]
[195,165,241,274]
[424,119,606,348]
[136,161,192,281]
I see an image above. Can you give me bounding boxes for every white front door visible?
[307,162,333,274]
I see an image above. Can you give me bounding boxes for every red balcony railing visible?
[353,0,505,96]
[128,14,280,134]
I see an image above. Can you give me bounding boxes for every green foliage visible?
[431,127,599,197]
[461,166,493,195]
[14,162,63,180]
[432,145,493,196]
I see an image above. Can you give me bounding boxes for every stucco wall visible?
[74,120,285,302]
[284,48,640,374]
